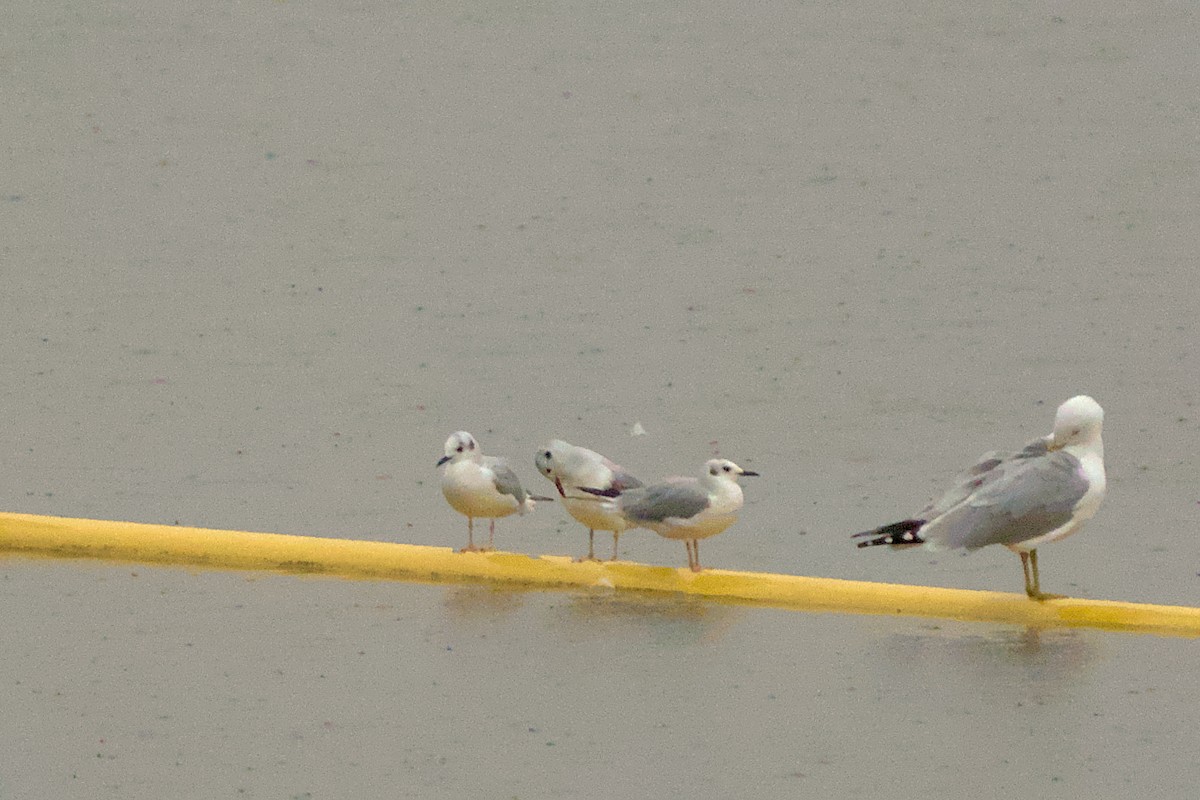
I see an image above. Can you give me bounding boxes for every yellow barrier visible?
[1,511,1197,637]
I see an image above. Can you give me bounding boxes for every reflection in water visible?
[557,590,747,646]
[441,584,526,623]
[882,624,1100,702]
[439,583,747,646]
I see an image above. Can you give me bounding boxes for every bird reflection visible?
[442,583,526,622]
[882,624,1099,701]
[559,590,747,645]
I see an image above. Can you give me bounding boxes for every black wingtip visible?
[579,486,621,498]
[853,519,926,548]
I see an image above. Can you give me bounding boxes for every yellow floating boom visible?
[1,511,1196,638]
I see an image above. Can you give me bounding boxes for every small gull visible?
[437,431,550,552]
[534,439,643,561]
[854,395,1106,600]
[583,458,758,572]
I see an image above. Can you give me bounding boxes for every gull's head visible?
[1050,395,1104,449]
[437,430,478,467]
[534,440,571,496]
[706,459,759,482]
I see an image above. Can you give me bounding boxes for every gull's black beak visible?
[436,455,451,467]
[740,470,760,477]
[554,476,566,497]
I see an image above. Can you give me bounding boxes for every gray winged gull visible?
[437,431,552,552]
[854,395,1106,600]
[534,439,644,561]
[583,458,758,572]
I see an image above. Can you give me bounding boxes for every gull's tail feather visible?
[853,519,925,548]
[518,494,556,515]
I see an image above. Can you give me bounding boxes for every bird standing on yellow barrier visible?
[583,459,758,572]
[854,395,1106,600]
[534,439,643,562]
[437,431,550,553]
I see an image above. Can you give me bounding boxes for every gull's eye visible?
[723,465,732,472]
[544,451,552,459]
[455,446,464,453]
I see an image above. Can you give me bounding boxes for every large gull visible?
[854,395,1106,600]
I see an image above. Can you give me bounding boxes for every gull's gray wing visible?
[488,461,528,504]
[919,435,1052,519]
[922,450,1088,550]
[621,482,709,524]
[608,469,643,492]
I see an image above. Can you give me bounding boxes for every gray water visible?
[3,1,1198,797]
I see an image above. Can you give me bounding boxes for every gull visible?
[534,439,643,561]
[583,459,758,572]
[853,395,1106,600]
[437,431,550,552]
